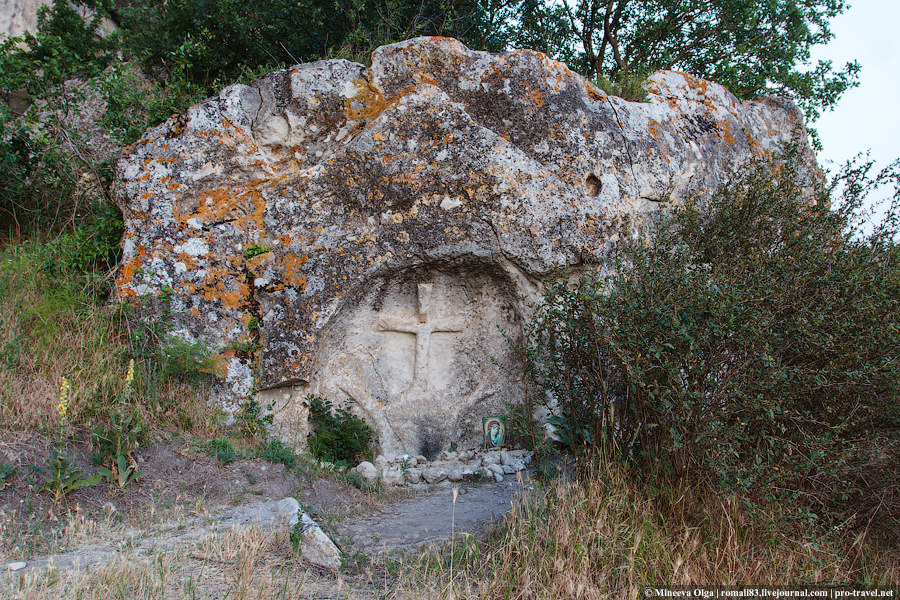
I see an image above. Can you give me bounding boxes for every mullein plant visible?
[97,359,147,490]
[44,377,100,503]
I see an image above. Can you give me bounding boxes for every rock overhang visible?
[112,36,818,449]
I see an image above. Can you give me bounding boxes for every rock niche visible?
[112,36,817,456]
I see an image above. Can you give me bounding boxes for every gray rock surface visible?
[0,497,337,578]
[277,498,342,571]
[113,36,817,456]
[356,461,377,482]
[422,468,448,484]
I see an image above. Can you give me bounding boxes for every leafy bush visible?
[234,398,274,441]
[95,62,203,146]
[0,104,82,236]
[304,395,375,467]
[0,463,17,490]
[91,406,146,465]
[1,0,115,93]
[520,151,900,530]
[119,0,344,89]
[118,0,487,91]
[34,199,124,289]
[0,0,117,238]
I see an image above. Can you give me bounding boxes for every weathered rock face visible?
[1,0,52,39]
[113,37,815,457]
[1,0,116,40]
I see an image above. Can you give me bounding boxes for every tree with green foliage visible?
[494,0,858,125]
[119,0,487,90]
[111,0,859,129]
[0,0,117,235]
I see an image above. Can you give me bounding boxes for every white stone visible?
[447,468,464,481]
[486,463,504,476]
[404,468,423,484]
[422,468,447,484]
[500,450,513,466]
[382,467,403,486]
[356,461,377,482]
[374,455,389,470]
[6,562,26,571]
[276,498,342,571]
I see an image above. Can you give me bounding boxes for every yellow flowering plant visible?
[45,377,100,503]
[93,359,147,491]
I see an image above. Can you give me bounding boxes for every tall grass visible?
[0,238,218,435]
[401,462,899,599]
[0,239,122,429]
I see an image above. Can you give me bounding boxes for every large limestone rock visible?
[1,0,53,39]
[112,37,816,457]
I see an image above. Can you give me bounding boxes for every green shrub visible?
[95,62,203,146]
[0,463,17,490]
[521,151,900,531]
[304,395,374,467]
[0,104,82,236]
[207,437,237,465]
[1,0,115,93]
[91,407,145,464]
[0,0,116,237]
[255,437,298,469]
[234,398,274,441]
[118,0,487,92]
[119,0,344,89]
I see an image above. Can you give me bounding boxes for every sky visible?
[809,0,899,217]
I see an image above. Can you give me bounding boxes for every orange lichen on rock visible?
[281,254,309,290]
[112,37,818,401]
[345,79,388,122]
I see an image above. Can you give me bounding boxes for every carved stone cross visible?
[377,283,465,383]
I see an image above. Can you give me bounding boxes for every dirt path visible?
[2,472,533,582]
[341,476,530,555]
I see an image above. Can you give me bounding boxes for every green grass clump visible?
[255,437,298,469]
[595,71,650,102]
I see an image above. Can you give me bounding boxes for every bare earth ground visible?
[0,430,528,597]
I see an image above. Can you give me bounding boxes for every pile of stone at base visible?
[356,448,532,486]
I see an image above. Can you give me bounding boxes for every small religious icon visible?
[483,416,506,449]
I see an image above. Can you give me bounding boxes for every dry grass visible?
[0,254,125,430]
[395,464,900,599]
[1,525,377,600]
[0,240,221,436]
